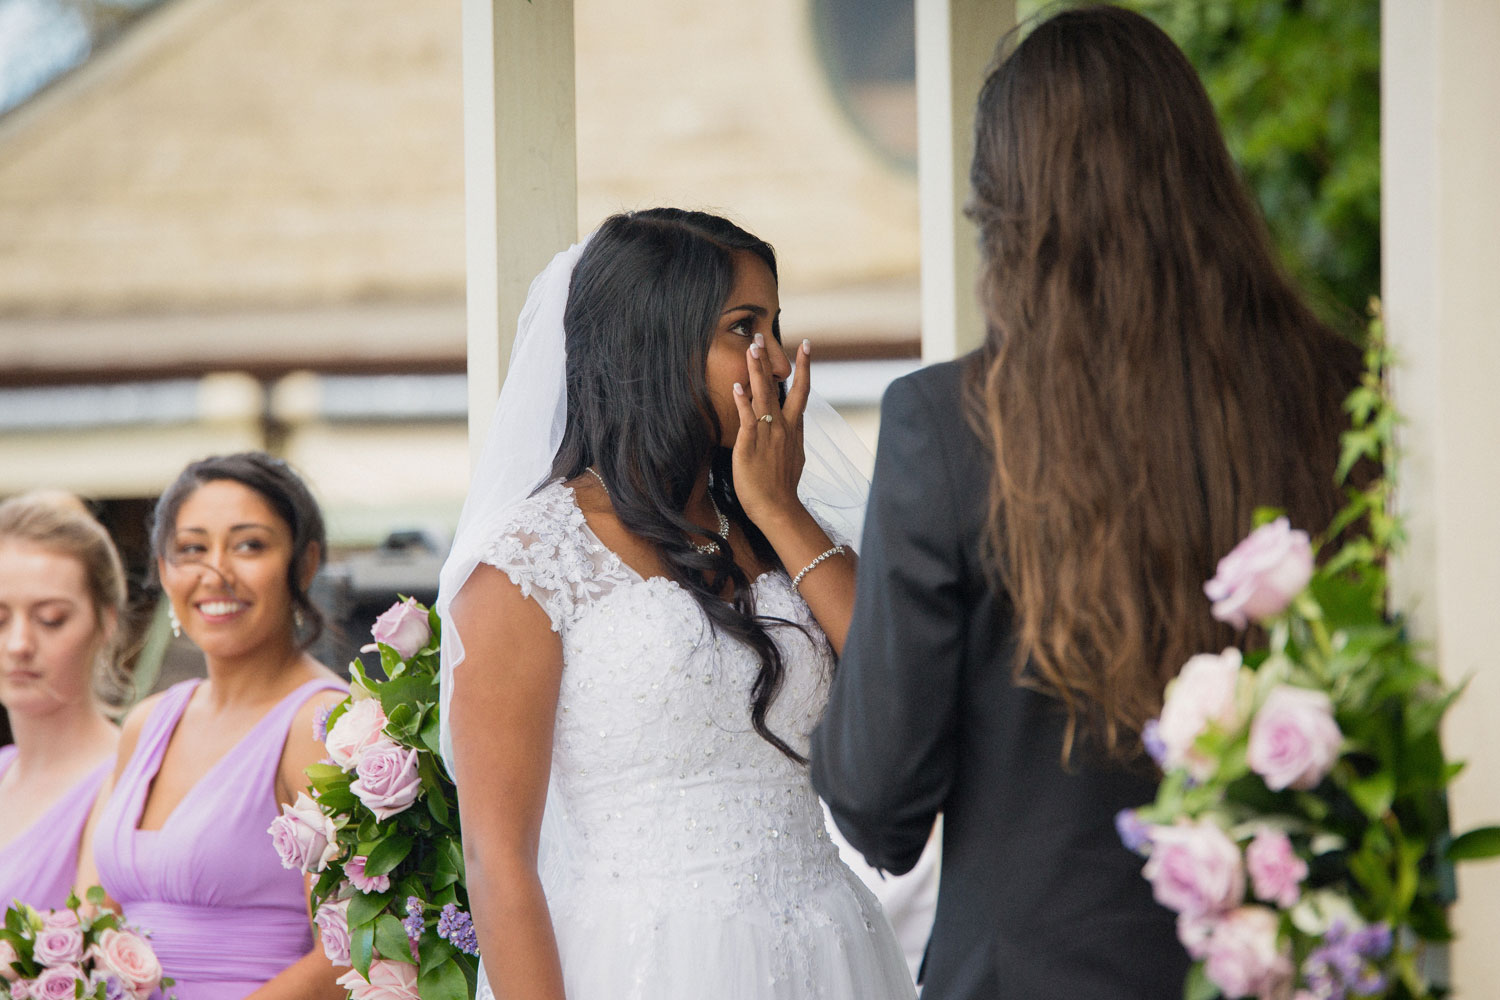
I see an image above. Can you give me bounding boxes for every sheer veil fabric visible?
[436,234,872,772]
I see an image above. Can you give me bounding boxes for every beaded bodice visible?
[478,482,847,901]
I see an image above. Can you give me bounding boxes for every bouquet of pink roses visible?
[267,598,476,1000]
[1119,323,1500,1000]
[0,889,172,1000]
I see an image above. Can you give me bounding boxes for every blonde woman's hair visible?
[0,490,132,707]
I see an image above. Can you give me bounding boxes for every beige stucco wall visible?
[0,0,918,323]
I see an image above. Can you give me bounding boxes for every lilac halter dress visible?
[94,678,345,1000]
[0,745,110,910]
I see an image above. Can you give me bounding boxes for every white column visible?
[1382,1,1500,991]
[915,0,1015,363]
[462,0,577,464]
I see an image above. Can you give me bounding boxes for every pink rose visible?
[350,743,422,820]
[346,856,391,894]
[11,978,33,1000]
[40,911,78,931]
[1203,906,1293,1000]
[1248,685,1343,791]
[314,898,352,967]
[1157,649,1245,780]
[1177,913,1216,960]
[1245,828,1308,908]
[367,599,431,660]
[31,923,85,966]
[31,966,84,1000]
[89,930,162,1000]
[268,792,341,872]
[336,959,420,1000]
[0,940,20,981]
[1142,818,1245,918]
[1205,517,1314,629]
[325,698,392,771]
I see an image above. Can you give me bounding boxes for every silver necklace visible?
[586,467,729,555]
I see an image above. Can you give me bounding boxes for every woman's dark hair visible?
[150,452,328,652]
[966,5,1360,761]
[548,207,807,762]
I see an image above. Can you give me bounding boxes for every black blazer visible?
[810,356,1189,999]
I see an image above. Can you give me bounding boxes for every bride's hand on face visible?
[730,333,812,531]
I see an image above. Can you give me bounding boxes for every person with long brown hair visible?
[810,6,1360,999]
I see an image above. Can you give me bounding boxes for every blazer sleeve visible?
[810,370,966,875]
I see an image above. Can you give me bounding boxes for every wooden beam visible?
[462,0,577,465]
[915,0,1015,363]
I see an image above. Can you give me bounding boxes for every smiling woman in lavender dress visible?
[0,492,128,911]
[78,454,347,1000]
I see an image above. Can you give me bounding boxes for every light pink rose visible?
[1205,518,1314,629]
[40,911,78,931]
[336,960,420,1000]
[346,856,391,894]
[11,977,33,1000]
[1177,913,1216,960]
[325,698,392,771]
[1142,818,1245,918]
[0,940,20,981]
[367,599,431,660]
[89,930,162,1000]
[31,923,85,966]
[31,966,84,1000]
[350,743,422,821]
[1248,685,1343,791]
[1245,828,1308,908]
[268,792,341,873]
[1203,906,1294,1000]
[1157,649,1245,780]
[314,898,352,967]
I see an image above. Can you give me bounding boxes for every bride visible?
[439,208,914,1000]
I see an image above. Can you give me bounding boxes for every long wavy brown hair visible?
[966,5,1359,762]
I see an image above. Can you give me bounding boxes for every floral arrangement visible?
[268,598,476,1000]
[0,889,172,1000]
[1118,321,1500,1000]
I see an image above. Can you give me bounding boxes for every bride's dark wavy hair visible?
[547,207,807,763]
[967,6,1359,762]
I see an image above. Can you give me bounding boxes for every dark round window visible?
[811,0,917,173]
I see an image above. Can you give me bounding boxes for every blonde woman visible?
[0,491,127,909]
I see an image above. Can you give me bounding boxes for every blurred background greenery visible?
[1118,0,1381,331]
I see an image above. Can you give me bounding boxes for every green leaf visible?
[348,890,394,930]
[418,956,470,1000]
[418,938,457,977]
[1183,960,1220,1000]
[84,885,106,908]
[351,920,375,979]
[420,713,444,758]
[374,913,414,964]
[378,676,436,722]
[1447,826,1500,861]
[364,834,415,877]
[1345,770,1395,820]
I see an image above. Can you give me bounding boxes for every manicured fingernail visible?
[750,343,762,358]
[802,338,811,355]
[754,333,765,348]
[733,382,744,396]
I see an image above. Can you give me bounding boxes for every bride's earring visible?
[168,604,182,638]
[294,607,306,633]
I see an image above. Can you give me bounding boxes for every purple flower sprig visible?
[1301,921,1391,1000]
[403,896,425,942]
[437,903,480,956]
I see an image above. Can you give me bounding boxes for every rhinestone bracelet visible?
[791,545,846,592]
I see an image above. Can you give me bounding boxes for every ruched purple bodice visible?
[0,745,109,910]
[93,678,345,1000]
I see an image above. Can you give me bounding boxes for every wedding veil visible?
[436,233,873,775]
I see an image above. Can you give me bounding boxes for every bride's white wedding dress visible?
[473,481,914,1000]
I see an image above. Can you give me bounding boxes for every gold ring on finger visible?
[759,413,774,424]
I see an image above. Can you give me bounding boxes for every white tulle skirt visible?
[478,864,915,1000]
